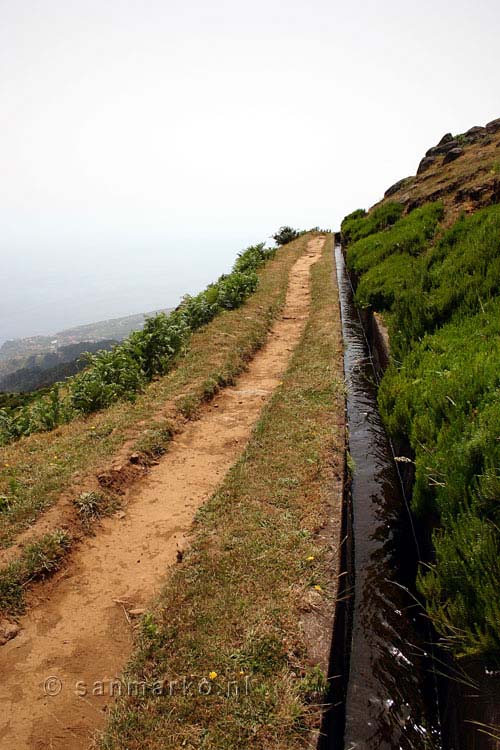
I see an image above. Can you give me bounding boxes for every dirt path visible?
[0,237,324,750]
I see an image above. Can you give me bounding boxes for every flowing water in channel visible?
[334,244,441,750]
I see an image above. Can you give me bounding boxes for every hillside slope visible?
[0,339,119,393]
[341,117,500,746]
[381,117,500,223]
[0,308,172,368]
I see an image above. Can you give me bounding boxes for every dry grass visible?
[100,235,345,750]
[0,238,308,552]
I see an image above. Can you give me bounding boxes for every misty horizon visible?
[2,0,499,346]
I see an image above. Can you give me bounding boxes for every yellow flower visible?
[239,670,245,676]
[208,671,218,680]
[313,585,322,592]
[306,555,315,561]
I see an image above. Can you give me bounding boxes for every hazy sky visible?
[1,0,499,343]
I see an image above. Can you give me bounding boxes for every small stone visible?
[128,608,146,617]
[0,621,20,645]
[116,510,126,519]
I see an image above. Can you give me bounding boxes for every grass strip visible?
[101,235,345,750]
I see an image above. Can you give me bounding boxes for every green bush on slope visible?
[0,243,275,445]
[344,202,500,660]
[346,202,444,311]
[341,201,403,245]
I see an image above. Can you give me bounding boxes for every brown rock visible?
[463,126,487,143]
[384,176,413,198]
[426,140,459,157]
[417,156,436,175]
[443,147,464,165]
[0,621,20,645]
[437,132,453,146]
[486,118,500,134]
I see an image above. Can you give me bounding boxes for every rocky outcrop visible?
[384,176,413,198]
[414,118,499,179]
[426,139,459,157]
[486,118,500,134]
[454,178,500,207]
[443,147,464,165]
[463,125,487,142]
[437,132,454,146]
[417,156,436,175]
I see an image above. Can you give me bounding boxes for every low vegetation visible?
[345,202,444,310]
[342,203,500,661]
[0,236,306,551]
[100,235,343,750]
[272,226,302,246]
[0,529,71,615]
[0,244,276,446]
[73,491,118,531]
[341,201,403,245]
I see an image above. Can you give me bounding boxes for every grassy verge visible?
[100,236,344,750]
[342,203,500,661]
[0,237,310,550]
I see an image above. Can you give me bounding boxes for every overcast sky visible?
[1,0,499,343]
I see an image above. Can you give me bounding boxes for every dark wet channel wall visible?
[334,244,441,750]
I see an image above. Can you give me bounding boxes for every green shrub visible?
[70,347,147,414]
[418,511,500,659]
[392,206,500,353]
[233,242,276,273]
[341,201,404,245]
[346,202,444,278]
[272,226,301,246]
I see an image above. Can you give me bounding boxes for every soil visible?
[0,237,324,750]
